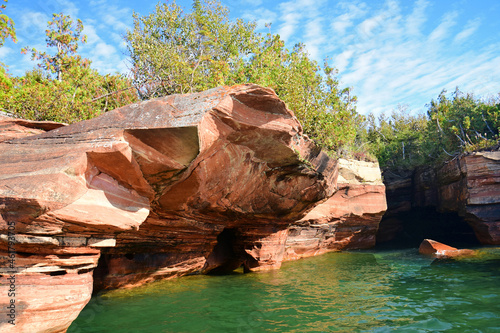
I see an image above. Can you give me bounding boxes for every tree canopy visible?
[366,89,500,169]
[22,13,88,81]
[1,13,138,123]
[126,0,358,154]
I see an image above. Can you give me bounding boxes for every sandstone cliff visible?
[379,151,500,245]
[283,159,387,260]
[0,85,386,333]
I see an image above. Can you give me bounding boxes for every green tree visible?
[2,66,138,123]
[127,0,257,98]
[367,106,429,168]
[367,89,500,170]
[22,13,87,81]
[427,88,500,156]
[2,13,138,123]
[0,0,16,47]
[126,0,359,154]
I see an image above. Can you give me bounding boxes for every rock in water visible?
[419,239,475,258]
[0,84,386,332]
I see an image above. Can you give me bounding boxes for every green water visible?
[69,248,500,333]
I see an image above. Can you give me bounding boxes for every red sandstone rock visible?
[283,159,387,261]
[379,151,500,245]
[418,239,476,258]
[0,84,344,332]
[0,114,66,142]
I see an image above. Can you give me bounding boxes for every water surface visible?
[69,248,500,332]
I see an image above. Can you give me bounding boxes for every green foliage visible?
[427,88,500,155]
[22,13,87,81]
[126,0,358,154]
[239,36,358,152]
[0,0,16,47]
[0,64,12,94]
[2,13,138,123]
[367,89,500,169]
[126,0,257,98]
[1,66,138,123]
[366,106,429,168]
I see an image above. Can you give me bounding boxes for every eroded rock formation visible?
[379,151,500,245]
[283,159,387,260]
[0,84,386,333]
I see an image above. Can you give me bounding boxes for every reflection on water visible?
[69,248,500,333]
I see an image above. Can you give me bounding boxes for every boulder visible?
[418,239,476,258]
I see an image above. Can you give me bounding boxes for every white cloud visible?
[331,1,367,36]
[454,18,480,43]
[0,47,13,58]
[17,11,50,44]
[304,18,325,59]
[406,0,429,35]
[103,10,131,33]
[82,24,101,45]
[334,50,354,72]
[278,11,301,41]
[428,11,458,42]
[93,42,117,58]
[332,14,354,36]
[308,1,500,116]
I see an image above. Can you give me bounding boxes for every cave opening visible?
[376,207,481,249]
[204,228,256,275]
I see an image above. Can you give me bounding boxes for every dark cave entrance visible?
[376,207,480,248]
[204,228,256,275]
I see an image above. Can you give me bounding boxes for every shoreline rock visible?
[0,84,387,332]
[419,239,476,259]
[379,151,500,245]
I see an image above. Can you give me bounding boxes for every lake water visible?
[68,248,500,332]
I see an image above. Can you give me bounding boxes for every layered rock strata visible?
[379,151,500,245]
[283,159,387,260]
[0,84,388,332]
[0,84,343,332]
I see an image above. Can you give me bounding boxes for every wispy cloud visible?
[454,18,481,43]
[405,0,429,36]
[428,11,458,42]
[0,46,13,59]
[236,0,499,115]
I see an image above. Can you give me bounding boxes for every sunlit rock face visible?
[379,151,500,246]
[282,159,387,261]
[0,84,345,332]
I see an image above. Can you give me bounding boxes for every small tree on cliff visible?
[22,13,87,81]
[2,13,138,123]
[125,0,358,154]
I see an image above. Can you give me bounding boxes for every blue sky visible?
[1,0,500,115]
